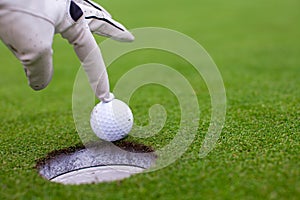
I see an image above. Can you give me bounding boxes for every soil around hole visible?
[35,141,155,169]
[113,141,155,153]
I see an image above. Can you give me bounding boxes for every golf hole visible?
[37,141,156,185]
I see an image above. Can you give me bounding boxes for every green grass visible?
[0,0,299,199]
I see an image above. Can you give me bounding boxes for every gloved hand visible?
[0,0,133,103]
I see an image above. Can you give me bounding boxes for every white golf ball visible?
[90,99,133,141]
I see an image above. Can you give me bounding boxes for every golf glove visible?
[0,0,133,102]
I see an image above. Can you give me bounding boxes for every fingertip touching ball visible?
[90,99,134,142]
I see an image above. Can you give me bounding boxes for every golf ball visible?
[90,99,133,141]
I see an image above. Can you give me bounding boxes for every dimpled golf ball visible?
[90,99,133,141]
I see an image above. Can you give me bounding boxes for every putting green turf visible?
[0,0,299,199]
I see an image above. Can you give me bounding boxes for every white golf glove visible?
[0,0,133,103]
